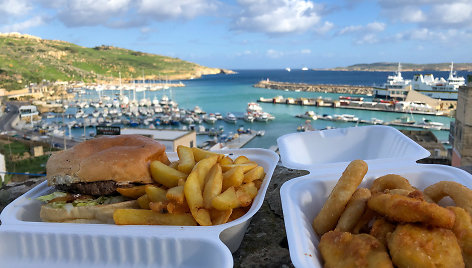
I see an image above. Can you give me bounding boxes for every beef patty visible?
[55,181,125,196]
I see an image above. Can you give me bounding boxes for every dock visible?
[258,96,450,117]
[222,133,257,149]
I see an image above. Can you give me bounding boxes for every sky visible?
[1,0,472,69]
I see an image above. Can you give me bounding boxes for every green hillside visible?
[332,62,472,72]
[0,33,230,90]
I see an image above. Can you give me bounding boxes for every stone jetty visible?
[254,79,374,95]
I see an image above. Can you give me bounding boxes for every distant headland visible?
[319,62,472,72]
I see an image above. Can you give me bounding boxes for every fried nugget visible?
[449,206,472,268]
[370,218,396,248]
[368,193,455,229]
[387,224,464,268]
[319,230,393,268]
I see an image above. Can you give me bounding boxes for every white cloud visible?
[233,0,325,34]
[379,0,472,29]
[301,49,311,54]
[56,0,132,26]
[314,21,334,34]
[138,0,219,20]
[1,16,45,32]
[0,0,32,17]
[339,21,385,35]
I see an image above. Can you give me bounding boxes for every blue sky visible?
[1,0,472,69]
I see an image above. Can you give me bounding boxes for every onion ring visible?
[448,206,472,267]
[424,181,472,216]
[313,160,368,235]
[367,193,455,229]
[335,188,371,232]
[370,174,415,194]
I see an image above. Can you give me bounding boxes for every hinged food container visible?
[277,125,472,268]
[0,148,279,268]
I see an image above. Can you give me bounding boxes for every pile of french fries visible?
[113,146,266,226]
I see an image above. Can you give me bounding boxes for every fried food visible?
[336,188,371,232]
[387,224,464,268]
[352,209,377,234]
[370,174,415,194]
[313,160,368,235]
[319,230,393,268]
[449,206,472,268]
[368,193,455,229]
[370,218,396,248]
[424,181,472,216]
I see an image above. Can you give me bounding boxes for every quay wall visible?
[254,80,374,95]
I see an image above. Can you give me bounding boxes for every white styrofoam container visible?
[277,125,430,171]
[278,126,472,268]
[0,148,279,268]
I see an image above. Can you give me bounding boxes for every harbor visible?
[254,79,374,95]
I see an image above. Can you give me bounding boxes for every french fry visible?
[236,182,258,207]
[210,208,232,225]
[166,185,185,204]
[234,155,250,164]
[195,208,212,226]
[150,160,188,188]
[184,155,218,223]
[167,201,190,214]
[149,201,168,213]
[221,163,258,173]
[137,194,150,209]
[117,185,147,199]
[212,186,241,210]
[228,207,248,222]
[203,164,223,209]
[169,161,179,169]
[243,166,265,183]
[222,166,244,191]
[177,145,195,174]
[253,179,263,190]
[219,156,233,166]
[113,209,197,226]
[145,185,168,203]
[192,147,223,162]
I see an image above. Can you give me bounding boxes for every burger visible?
[38,134,170,223]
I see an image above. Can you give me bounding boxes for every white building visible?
[18,105,39,119]
[120,128,196,152]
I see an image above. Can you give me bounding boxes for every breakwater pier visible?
[254,79,374,95]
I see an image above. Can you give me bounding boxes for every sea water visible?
[68,69,469,149]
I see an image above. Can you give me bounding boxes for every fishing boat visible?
[295,111,317,120]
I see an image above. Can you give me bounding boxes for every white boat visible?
[224,113,237,124]
[285,67,291,72]
[373,63,411,100]
[255,113,269,122]
[160,95,169,105]
[203,114,217,124]
[296,111,317,120]
[247,102,263,113]
[421,118,444,130]
[375,62,465,100]
[256,130,265,136]
[410,63,465,100]
[243,113,254,123]
[193,106,205,114]
[214,112,223,120]
[301,67,309,71]
[182,116,194,125]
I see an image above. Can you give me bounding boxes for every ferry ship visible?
[373,62,465,100]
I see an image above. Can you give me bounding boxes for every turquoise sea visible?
[68,69,470,148]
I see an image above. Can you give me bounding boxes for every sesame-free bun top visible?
[46,134,170,185]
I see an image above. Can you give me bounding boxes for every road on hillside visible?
[0,101,79,148]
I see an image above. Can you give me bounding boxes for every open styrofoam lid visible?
[277,125,430,171]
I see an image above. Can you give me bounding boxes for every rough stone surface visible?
[0,165,309,266]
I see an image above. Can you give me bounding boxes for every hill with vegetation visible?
[329,62,472,72]
[0,33,232,90]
